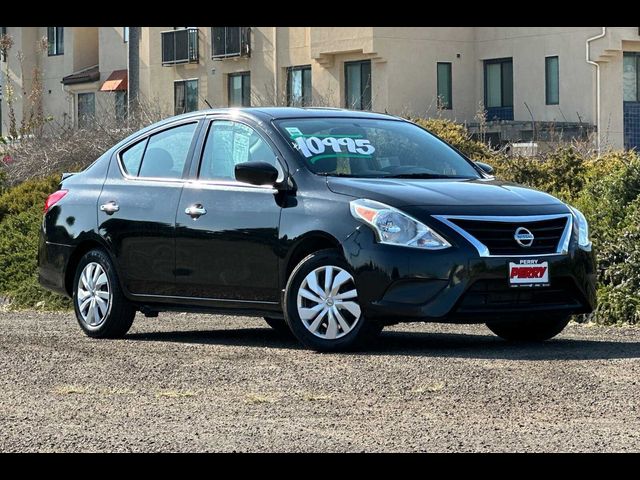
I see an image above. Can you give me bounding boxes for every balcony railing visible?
[161,28,199,66]
[211,27,250,59]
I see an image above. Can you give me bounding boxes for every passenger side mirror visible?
[235,161,279,187]
[476,161,494,175]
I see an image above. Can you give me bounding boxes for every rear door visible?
[98,119,201,296]
[174,117,285,302]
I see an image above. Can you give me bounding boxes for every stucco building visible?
[1,27,640,151]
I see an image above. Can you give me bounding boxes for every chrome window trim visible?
[185,179,277,193]
[432,213,573,257]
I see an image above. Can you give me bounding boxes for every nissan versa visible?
[38,108,596,351]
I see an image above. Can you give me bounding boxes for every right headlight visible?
[568,205,591,249]
[349,199,451,250]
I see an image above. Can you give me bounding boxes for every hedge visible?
[1,118,639,324]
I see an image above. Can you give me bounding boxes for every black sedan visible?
[38,108,596,351]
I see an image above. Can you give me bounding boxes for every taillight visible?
[44,190,68,213]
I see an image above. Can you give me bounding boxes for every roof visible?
[61,65,100,85]
[100,69,127,92]
[165,107,399,124]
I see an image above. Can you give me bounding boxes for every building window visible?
[228,72,250,107]
[123,27,129,43]
[161,28,199,66]
[77,92,95,128]
[211,27,250,58]
[287,65,312,107]
[545,56,559,105]
[484,57,513,121]
[623,52,640,102]
[47,27,64,56]
[1,27,7,62]
[436,62,452,109]
[174,79,199,115]
[115,90,128,121]
[345,60,372,110]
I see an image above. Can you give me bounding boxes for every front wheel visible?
[486,315,570,342]
[73,249,135,338]
[283,249,383,352]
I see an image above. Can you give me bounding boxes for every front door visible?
[174,118,284,302]
[98,120,200,295]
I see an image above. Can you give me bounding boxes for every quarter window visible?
[47,27,64,56]
[199,120,278,182]
[120,138,147,176]
[136,123,198,179]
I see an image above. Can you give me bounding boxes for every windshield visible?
[274,118,481,179]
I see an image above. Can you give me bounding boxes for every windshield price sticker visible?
[294,136,376,158]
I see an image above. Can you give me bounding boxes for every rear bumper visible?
[342,226,596,324]
[38,232,73,297]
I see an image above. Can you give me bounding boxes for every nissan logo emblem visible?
[514,227,535,247]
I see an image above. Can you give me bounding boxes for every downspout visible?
[273,27,278,105]
[586,27,606,153]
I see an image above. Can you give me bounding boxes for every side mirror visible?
[235,161,279,186]
[476,161,494,175]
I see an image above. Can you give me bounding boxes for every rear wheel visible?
[73,249,135,338]
[486,315,570,342]
[283,249,383,352]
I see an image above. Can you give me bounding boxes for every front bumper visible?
[342,225,597,324]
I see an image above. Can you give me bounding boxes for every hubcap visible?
[296,265,361,340]
[77,262,111,328]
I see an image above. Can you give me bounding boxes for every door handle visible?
[185,204,207,218]
[100,201,120,214]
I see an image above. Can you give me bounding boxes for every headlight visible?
[568,205,591,249]
[349,199,451,250]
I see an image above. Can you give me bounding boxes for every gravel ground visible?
[1,310,639,452]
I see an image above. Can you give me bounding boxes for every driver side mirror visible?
[235,161,279,187]
[476,161,494,175]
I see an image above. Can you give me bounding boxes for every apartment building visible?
[1,27,640,151]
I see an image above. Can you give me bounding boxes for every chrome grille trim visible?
[432,213,573,257]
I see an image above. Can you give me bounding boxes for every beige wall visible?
[4,26,640,150]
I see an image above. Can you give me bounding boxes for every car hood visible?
[326,177,567,209]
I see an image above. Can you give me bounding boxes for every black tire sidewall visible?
[283,249,377,352]
[72,249,134,338]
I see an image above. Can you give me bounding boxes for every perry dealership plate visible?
[509,259,550,287]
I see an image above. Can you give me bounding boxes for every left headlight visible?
[349,199,451,250]
[568,205,591,249]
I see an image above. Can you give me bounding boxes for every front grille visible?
[448,216,568,255]
[456,278,583,313]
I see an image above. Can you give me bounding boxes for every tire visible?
[263,316,293,336]
[72,249,135,339]
[486,315,570,342]
[283,249,383,352]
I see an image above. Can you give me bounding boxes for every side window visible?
[199,120,279,182]
[120,138,147,176]
[137,122,198,179]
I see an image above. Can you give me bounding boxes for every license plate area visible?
[509,260,549,288]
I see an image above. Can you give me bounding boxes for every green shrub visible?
[0,174,60,221]
[0,174,70,310]
[411,118,494,160]
[491,146,586,203]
